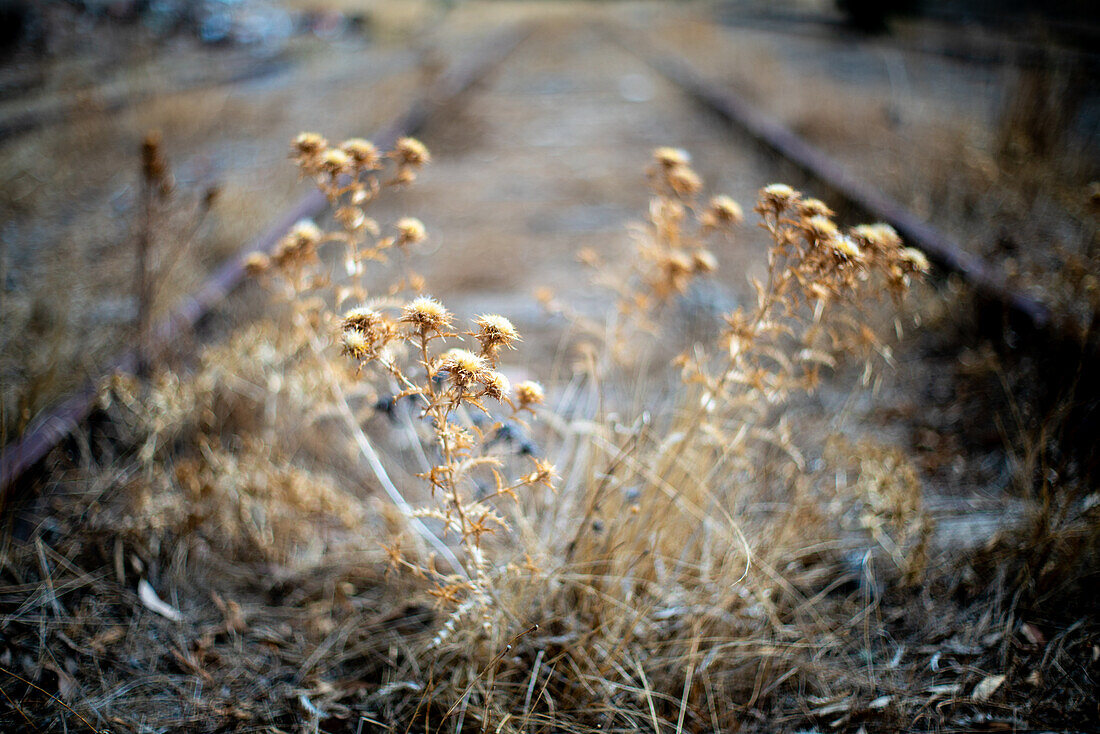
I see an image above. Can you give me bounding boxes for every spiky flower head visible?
[480,370,511,402]
[692,250,718,273]
[653,147,690,169]
[798,198,834,219]
[396,217,427,246]
[663,250,694,276]
[708,195,743,224]
[395,137,430,167]
[400,296,451,335]
[342,306,384,333]
[667,164,702,195]
[273,219,323,265]
[290,220,322,246]
[320,148,351,175]
[758,183,800,214]
[341,329,370,360]
[294,132,327,156]
[524,458,556,488]
[898,247,930,274]
[244,252,270,276]
[515,380,545,407]
[851,223,902,255]
[440,348,486,388]
[830,235,863,262]
[340,138,380,168]
[802,215,840,246]
[473,314,520,358]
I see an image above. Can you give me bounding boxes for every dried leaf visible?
[971,674,1006,701]
[138,579,184,623]
[1020,622,1046,647]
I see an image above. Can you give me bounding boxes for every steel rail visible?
[712,7,1100,73]
[0,24,531,498]
[0,56,294,144]
[608,26,1055,331]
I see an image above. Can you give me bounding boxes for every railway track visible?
[609,26,1056,332]
[0,23,530,498]
[1,15,1088,499]
[0,54,294,144]
[713,5,1100,73]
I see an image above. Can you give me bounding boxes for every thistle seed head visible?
[396,217,427,246]
[341,329,370,360]
[294,132,327,156]
[692,250,718,273]
[830,235,863,262]
[851,223,902,254]
[320,148,352,175]
[515,380,545,407]
[340,138,380,168]
[401,296,452,335]
[653,147,690,169]
[395,137,430,167]
[759,183,800,214]
[802,215,840,245]
[898,247,930,274]
[708,195,743,225]
[480,370,511,401]
[440,348,486,388]
[342,306,384,332]
[666,164,702,195]
[474,314,520,357]
[244,252,270,276]
[290,220,322,247]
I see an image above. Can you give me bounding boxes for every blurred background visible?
[1,0,1098,447]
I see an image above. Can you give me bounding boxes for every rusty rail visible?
[609,27,1055,331]
[0,24,530,497]
[0,56,294,144]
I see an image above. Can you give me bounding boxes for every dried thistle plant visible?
[568,148,744,362]
[248,133,557,642]
[85,138,940,731]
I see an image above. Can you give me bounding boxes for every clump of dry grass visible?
[2,134,1094,734]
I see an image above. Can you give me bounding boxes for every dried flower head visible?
[479,370,511,401]
[340,329,370,360]
[802,215,840,245]
[898,247,930,274]
[400,296,452,335]
[294,132,327,156]
[440,348,487,388]
[692,250,718,273]
[515,380,545,407]
[395,137,430,167]
[524,458,556,488]
[830,235,863,263]
[664,250,694,276]
[707,195,743,225]
[653,147,690,169]
[340,138,380,168]
[342,306,384,332]
[244,252,270,276]
[273,220,324,266]
[396,217,427,247]
[798,198,834,218]
[724,308,757,343]
[758,183,800,214]
[666,164,702,196]
[851,223,903,255]
[293,220,323,245]
[473,314,520,358]
[320,148,352,175]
